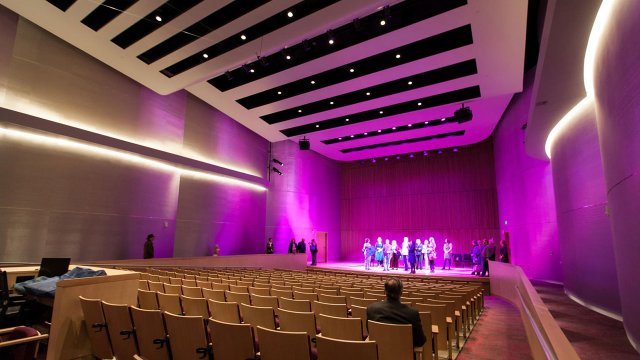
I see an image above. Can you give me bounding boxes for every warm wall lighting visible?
[545,97,593,158]
[0,126,267,191]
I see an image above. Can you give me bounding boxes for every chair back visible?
[163,283,182,295]
[278,297,311,312]
[147,281,164,293]
[137,289,159,310]
[293,291,318,301]
[182,279,197,287]
[316,335,378,360]
[157,293,182,315]
[239,304,276,331]
[414,303,449,350]
[163,312,210,360]
[318,294,347,304]
[275,308,317,339]
[350,304,369,337]
[138,280,150,291]
[228,285,249,293]
[317,314,364,341]
[256,326,311,360]
[78,296,113,359]
[250,294,279,309]
[181,296,209,317]
[181,286,202,298]
[211,283,230,291]
[312,301,348,318]
[101,301,138,360]
[270,288,293,299]
[130,307,170,360]
[350,297,377,308]
[367,320,413,360]
[418,312,437,360]
[225,291,251,306]
[248,287,271,296]
[207,299,241,324]
[201,288,226,302]
[0,326,48,360]
[208,318,256,360]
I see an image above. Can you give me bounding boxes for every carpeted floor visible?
[457,296,533,360]
[531,280,640,360]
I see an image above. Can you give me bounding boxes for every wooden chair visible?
[427,299,461,349]
[270,288,293,299]
[414,303,452,360]
[0,326,49,360]
[208,318,256,360]
[181,285,202,298]
[157,276,171,284]
[248,287,271,296]
[367,320,422,360]
[202,288,226,302]
[270,284,292,291]
[240,304,277,344]
[229,285,249,294]
[130,307,170,360]
[101,301,137,360]
[350,297,377,308]
[418,312,439,360]
[157,293,182,315]
[207,299,241,324]
[225,291,251,306]
[278,297,311,312]
[148,281,164,293]
[139,280,150,291]
[276,308,318,340]
[182,279,197,287]
[256,326,312,360]
[318,294,347,304]
[316,288,339,296]
[169,277,183,286]
[292,286,315,293]
[250,294,279,309]
[196,280,212,289]
[211,283,230,291]
[163,283,182,295]
[317,313,364,340]
[138,289,159,310]
[312,301,348,318]
[78,296,113,359]
[236,280,254,287]
[181,296,209,317]
[293,291,318,302]
[316,335,378,360]
[350,305,369,337]
[163,312,211,360]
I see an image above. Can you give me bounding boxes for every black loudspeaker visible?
[299,137,310,150]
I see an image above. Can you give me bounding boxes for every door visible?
[316,232,328,263]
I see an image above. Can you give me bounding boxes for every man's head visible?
[147,234,154,241]
[384,278,403,301]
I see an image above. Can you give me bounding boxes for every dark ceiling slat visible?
[46,0,77,12]
[209,0,468,92]
[111,0,203,49]
[138,0,269,64]
[160,0,341,77]
[81,0,138,31]
[237,25,474,110]
[279,85,481,138]
[339,130,466,153]
[260,59,478,124]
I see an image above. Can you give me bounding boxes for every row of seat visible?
[80,296,439,360]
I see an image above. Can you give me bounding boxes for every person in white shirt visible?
[401,237,409,271]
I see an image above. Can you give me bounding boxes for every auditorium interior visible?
[1,0,639,359]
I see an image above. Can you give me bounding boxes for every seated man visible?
[366,278,426,347]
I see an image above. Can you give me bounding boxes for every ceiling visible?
[0,0,528,161]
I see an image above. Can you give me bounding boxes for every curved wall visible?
[549,100,620,317]
[592,0,640,350]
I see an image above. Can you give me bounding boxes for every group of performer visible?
[362,236,453,274]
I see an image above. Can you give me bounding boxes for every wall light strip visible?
[583,0,616,96]
[0,126,267,192]
[544,97,593,158]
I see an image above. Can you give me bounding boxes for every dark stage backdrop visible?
[340,139,500,263]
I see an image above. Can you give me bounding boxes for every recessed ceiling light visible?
[338,137,342,140]
[329,101,334,105]
[380,20,386,26]
[249,69,255,73]
[350,135,354,138]
[298,109,302,113]
[441,118,446,121]
[364,132,368,135]
[345,118,349,122]
[329,39,334,45]
[366,92,371,96]
[287,11,293,18]
[395,54,401,59]
[408,81,413,85]
[155,15,162,22]
[240,34,247,40]
[379,111,384,114]
[202,53,209,58]
[349,68,354,73]
[277,91,282,95]
[392,127,396,130]
[408,124,412,127]
[424,121,429,124]
[377,130,382,133]
[286,55,291,60]
[310,80,315,84]
[315,124,320,128]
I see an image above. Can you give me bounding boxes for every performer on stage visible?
[426,237,436,273]
[471,240,481,275]
[375,237,384,268]
[415,239,423,270]
[442,238,453,270]
[421,239,428,269]
[383,239,392,271]
[401,237,410,271]
[391,240,399,270]
[408,238,417,274]
[362,238,372,270]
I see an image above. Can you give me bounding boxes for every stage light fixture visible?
[299,137,310,150]
[272,167,283,175]
[272,158,284,166]
[259,56,269,67]
[454,103,473,123]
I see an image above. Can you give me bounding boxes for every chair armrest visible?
[431,325,439,334]
[454,310,461,317]
[0,327,18,335]
[446,317,453,324]
[0,334,49,348]
[413,346,423,357]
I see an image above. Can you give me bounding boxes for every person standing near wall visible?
[266,238,274,254]
[143,234,155,259]
[471,240,481,275]
[383,239,392,271]
[499,239,510,263]
[390,240,399,270]
[401,237,409,271]
[375,237,384,268]
[310,239,318,265]
[408,238,417,274]
[415,239,423,270]
[296,238,307,255]
[442,238,453,270]
[362,238,372,270]
[288,239,297,254]
[213,244,220,256]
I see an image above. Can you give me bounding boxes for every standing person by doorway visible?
[143,234,155,259]
[310,239,318,265]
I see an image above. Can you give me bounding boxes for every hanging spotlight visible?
[272,158,284,166]
[272,167,283,175]
[299,137,310,150]
[259,55,270,67]
[454,103,473,123]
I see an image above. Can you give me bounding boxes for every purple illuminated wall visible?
[340,140,500,263]
[265,140,341,261]
[493,72,562,282]
[549,101,620,316]
[593,0,640,350]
